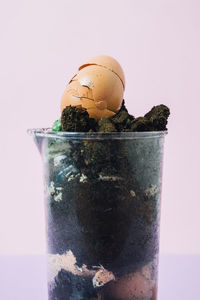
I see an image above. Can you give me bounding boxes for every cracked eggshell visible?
[61,80,92,109]
[102,263,155,300]
[79,55,125,89]
[61,63,124,120]
[61,79,115,119]
[76,65,124,112]
[93,269,115,288]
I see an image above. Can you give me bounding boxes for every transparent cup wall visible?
[32,131,166,300]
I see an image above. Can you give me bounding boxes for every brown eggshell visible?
[61,65,124,120]
[100,263,155,300]
[151,284,157,300]
[61,56,125,120]
[86,106,115,120]
[79,55,125,89]
[102,273,152,300]
[61,80,93,111]
[76,65,124,112]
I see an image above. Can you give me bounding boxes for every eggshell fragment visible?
[77,65,123,112]
[93,268,115,288]
[101,263,155,300]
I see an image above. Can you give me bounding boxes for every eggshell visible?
[101,263,155,300]
[77,65,123,112]
[79,55,125,89]
[61,55,125,120]
[61,80,93,110]
[151,284,157,300]
[86,106,115,120]
[61,80,113,119]
[93,268,115,288]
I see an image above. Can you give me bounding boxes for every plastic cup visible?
[28,129,167,300]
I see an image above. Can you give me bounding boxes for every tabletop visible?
[0,255,199,300]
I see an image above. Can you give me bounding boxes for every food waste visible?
[45,56,170,300]
[53,55,169,132]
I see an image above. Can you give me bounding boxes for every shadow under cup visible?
[28,129,167,300]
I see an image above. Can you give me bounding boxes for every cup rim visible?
[27,128,168,140]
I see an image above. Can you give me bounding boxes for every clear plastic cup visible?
[28,129,167,300]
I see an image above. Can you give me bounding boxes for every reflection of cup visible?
[28,129,167,300]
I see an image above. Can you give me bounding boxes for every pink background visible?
[1,0,200,255]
